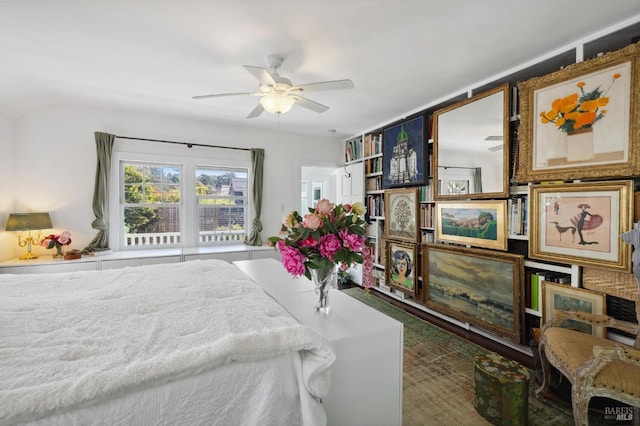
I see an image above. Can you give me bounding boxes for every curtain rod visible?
[115,135,250,152]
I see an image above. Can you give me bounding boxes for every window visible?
[196,166,248,244]
[121,162,182,247]
[115,145,252,250]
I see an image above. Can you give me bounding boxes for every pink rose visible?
[282,212,299,229]
[319,233,342,260]
[315,199,333,216]
[343,203,352,213]
[339,229,365,252]
[302,213,323,230]
[280,246,306,276]
[299,235,318,247]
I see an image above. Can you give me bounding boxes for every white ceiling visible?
[1,1,639,139]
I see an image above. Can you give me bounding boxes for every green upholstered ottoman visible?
[474,352,531,426]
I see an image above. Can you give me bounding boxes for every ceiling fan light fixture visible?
[260,93,295,115]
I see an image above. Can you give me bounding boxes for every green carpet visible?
[342,287,576,426]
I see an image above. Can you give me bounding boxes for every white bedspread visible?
[0,259,335,425]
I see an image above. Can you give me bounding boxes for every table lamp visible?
[5,212,53,260]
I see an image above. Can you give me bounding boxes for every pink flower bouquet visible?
[40,231,72,249]
[268,199,367,280]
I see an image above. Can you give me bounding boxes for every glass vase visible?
[311,267,337,314]
[52,245,64,258]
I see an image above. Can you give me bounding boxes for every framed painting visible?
[542,281,606,338]
[385,240,418,296]
[382,115,427,188]
[517,42,640,182]
[530,180,633,271]
[422,243,524,343]
[385,187,419,242]
[435,200,508,250]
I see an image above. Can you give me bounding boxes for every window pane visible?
[121,161,182,248]
[123,206,181,247]
[196,166,248,244]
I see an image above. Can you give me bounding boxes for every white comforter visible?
[0,259,335,425]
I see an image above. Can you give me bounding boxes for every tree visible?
[123,165,159,233]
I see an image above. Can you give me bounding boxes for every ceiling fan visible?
[192,55,354,118]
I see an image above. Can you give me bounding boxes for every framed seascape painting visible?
[422,243,524,343]
[385,240,418,296]
[517,42,640,182]
[530,180,633,271]
[382,115,427,188]
[435,200,508,250]
[542,281,606,338]
[385,188,419,242]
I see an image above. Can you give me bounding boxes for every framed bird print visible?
[529,180,633,271]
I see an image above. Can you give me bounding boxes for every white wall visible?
[0,113,15,259]
[0,104,342,261]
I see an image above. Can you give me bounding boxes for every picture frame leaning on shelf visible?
[435,200,508,251]
[529,180,634,271]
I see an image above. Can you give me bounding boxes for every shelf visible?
[524,259,573,274]
[525,308,541,317]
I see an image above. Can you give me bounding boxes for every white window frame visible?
[109,144,252,251]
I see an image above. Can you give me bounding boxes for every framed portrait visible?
[517,42,640,182]
[422,243,524,343]
[385,240,418,296]
[382,115,427,188]
[542,281,606,338]
[385,188,419,242]
[435,200,508,250]
[530,180,633,271]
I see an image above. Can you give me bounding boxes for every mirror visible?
[433,83,510,200]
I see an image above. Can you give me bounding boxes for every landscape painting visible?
[435,200,507,250]
[422,243,524,343]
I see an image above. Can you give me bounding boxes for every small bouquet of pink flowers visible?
[268,199,367,280]
[40,231,72,249]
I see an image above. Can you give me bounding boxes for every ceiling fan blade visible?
[247,103,264,119]
[192,92,259,100]
[292,79,354,93]
[293,96,329,113]
[243,65,277,87]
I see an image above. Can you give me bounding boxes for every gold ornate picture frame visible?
[542,281,606,338]
[385,187,419,242]
[530,180,633,271]
[385,239,418,296]
[422,243,524,343]
[435,200,508,250]
[517,42,640,182]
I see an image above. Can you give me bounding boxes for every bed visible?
[0,259,335,426]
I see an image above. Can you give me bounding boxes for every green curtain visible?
[247,148,265,246]
[83,132,115,253]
